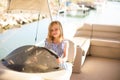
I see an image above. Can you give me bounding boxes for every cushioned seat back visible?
[74,23,92,38]
[92,24,120,41]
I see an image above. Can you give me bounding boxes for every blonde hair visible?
[47,21,64,42]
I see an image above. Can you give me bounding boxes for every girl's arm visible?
[62,41,69,62]
[57,41,69,63]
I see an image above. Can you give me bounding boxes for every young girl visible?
[45,21,71,70]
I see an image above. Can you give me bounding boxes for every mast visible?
[47,0,52,21]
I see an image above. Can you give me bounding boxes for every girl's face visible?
[50,24,60,38]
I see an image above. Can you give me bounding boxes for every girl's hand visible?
[56,58,63,63]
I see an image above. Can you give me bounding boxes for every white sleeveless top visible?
[45,40,66,57]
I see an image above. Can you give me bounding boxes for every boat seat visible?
[90,24,120,59]
[74,23,120,59]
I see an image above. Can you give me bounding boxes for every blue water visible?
[0,19,51,59]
